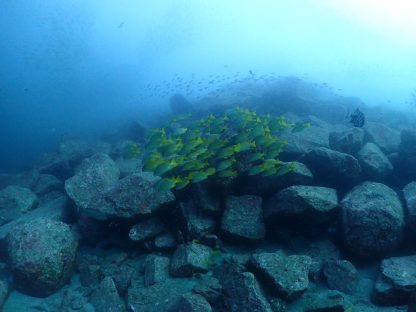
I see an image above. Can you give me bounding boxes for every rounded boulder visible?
[340,182,404,258]
[7,218,78,297]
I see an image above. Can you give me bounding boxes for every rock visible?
[340,181,405,258]
[90,277,124,312]
[144,254,170,286]
[302,240,341,282]
[249,252,311,302]
[365,122,400,154]
[101,263,134,295]
[6,218,78,297]
[0,195,72,250]
[127,277,195,312]
[0,185,38,225]
[0,279,8,310]
[237,161,314,196]
[200,234,224,250]
[269,298,286,312]
[329,127,365,155]
[77,213,108,246]
[170,243,212,277]
[61,287,90,311]
[221,195,265,243]
[357,142,393,180]
[293,289,351,312]
[265,185,338,219]
[111,139,138,158]
[398,129,416,178]
[323,259,358,295]
[193,275,222,308]
[77,254,101,287]
[178,200,217,241]
[115,157,142,178]
[38,155,73,180]
[193,183,222,215]
[129,217,166,242]
[83,173,174,220]
[58,139,94,161]
[64,153,120,209]
[410,292,416,312]
[216,264,273,312]
[302,147,361,187]
[280,123,330,159]
[178,293,213,312]
[145,232,178,251]
[38,140,112,180]
[30,174,63,196]
[372,255,416,306]
[403,182,416,237]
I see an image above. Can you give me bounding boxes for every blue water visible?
[1,0,416,173]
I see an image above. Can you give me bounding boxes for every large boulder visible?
[329,127,365,155]
[356,142,393,180]
[64,153,120,209]
[221,195,265,243]
[83,173,175,220]
[30,174,63,196]
[6,218,78,297]
[302,147,361,187]
[398,129,416,179]
[403,181,416,237]
[280,123,330,160]
[365,122,400,154]
[265,185,338,218]
[265,185,338,236]
[0,185,38,225]
[340,182,405,258]
[373,255,416,306]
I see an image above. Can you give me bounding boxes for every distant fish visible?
[249,70,254,76]
[349,108,365,127]
[117,22,124,28]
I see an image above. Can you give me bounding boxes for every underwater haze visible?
[1,0,416,173]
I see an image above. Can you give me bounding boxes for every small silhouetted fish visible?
[349,108,365,127]
[117,22,124,28]
[249,70,254,76]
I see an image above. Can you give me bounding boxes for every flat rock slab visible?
[249,252,312,302]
